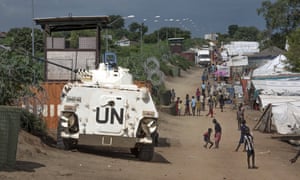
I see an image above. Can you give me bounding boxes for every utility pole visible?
[140,22,144,56]
[31,0,35,57]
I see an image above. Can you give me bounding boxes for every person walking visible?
[196,99,201,116]
[200,93,205,111]
[196,88,201,101]
[191,96,196,116]
[206,96,214,118]
[219,94,225,112]
[203,128,214,149]
[171,88,176,103]
[184,94,191,115]
[212,118,222,148]
[235,120,248,152]
[237,103,245,130]
[175,97,180,115]
[212,91,218,108]
[178,100,183,116]
[244,127,258,169]
[201,81,206,97]
[207,82,211,96]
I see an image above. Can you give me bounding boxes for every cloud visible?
[0,0,266,37]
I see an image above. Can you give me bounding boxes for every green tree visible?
[285,28,300,72]
[128,22,148,42]
[0,50,43,105]
[228,25,239,38]
[257,0,300,35]
[218,25,260,43]
[144,33,157,43]
[108,15,125,29]
[4,27,43,54]
[257,0,300,48]
[233,26,260,41]
[128,22,141,33]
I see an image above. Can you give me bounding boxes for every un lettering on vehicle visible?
[94,106,125,134]
[96,107,124,124]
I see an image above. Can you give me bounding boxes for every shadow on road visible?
[157,137,171,147]
[0,161,45,172]
[75,145,170,164]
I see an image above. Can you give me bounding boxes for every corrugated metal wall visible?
[23,82,65,130]
[42,82,65,130]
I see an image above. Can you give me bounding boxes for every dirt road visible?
[1,66,300,180]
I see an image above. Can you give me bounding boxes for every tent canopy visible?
[252,79,300,96]
[252,54,297,77]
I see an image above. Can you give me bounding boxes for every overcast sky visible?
[0,0,272,37]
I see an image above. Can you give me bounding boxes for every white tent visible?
[223,41,259,56]
[272,103,300,134]
[225,55,248,66]
[252,80,300,96]
[252,54,296,77]
[259,95,300,108]
[252,54,300,134]
[257,95,300,134]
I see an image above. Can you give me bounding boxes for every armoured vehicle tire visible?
[151,131,159,146]
[63,138,77,150]
[130,147,139,157]
[56,121,65,149]
[138,144,154,161]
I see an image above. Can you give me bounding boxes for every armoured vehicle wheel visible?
[56,121,64,149]
[130,147,139,157]
[63,138,77,150]
[138,144,154,161]
[151,131,159,146]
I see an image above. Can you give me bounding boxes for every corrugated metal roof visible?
[34,16,110,32]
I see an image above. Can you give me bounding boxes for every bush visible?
[20,109,46,135]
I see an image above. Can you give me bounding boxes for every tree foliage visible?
[257,0,300,48]
[127,22,149,42]
[4,27,43,54]
[0,50,43,105]
[257,0,300,35]
[232,26,260,41]
[285,28,300,72]
[228,25,239,38]
[108,15,125,29]
[256,0,300,72]
[218,25,260,43]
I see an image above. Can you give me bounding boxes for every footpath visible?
[159,66,300,180]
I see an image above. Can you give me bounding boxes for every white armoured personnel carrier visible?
[58,53,159,161]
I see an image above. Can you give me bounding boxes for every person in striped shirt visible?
[244,127,258,169]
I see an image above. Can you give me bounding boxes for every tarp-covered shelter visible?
[223,41,259,56]
[248,46,285,68]
[251,80,300,96]
[252,84,300,134]
[252,54,300,79]
[225,55,248,67]
[255,101,300,135]
[259,95,300,108]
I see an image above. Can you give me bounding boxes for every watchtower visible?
[35,16,109,81]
